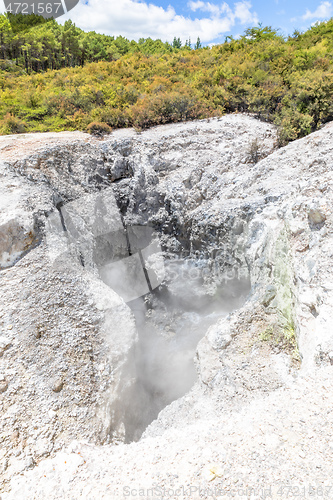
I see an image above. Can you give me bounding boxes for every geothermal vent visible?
[46,185,250,442]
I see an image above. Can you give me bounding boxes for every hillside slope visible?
[1,16,333,143]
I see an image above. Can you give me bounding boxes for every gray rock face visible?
[0,133,139,484]
[1,115,333,496]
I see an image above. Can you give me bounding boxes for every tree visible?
[194,37,201,49]
[0,15,13,59]
[7,12,49,33]
[243,24,282,42]
[172,37,182,49]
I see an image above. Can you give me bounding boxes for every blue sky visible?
[1,0,333,44]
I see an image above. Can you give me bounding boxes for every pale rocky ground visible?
[0,115,333,498]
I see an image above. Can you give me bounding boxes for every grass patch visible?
[259,320,301,363]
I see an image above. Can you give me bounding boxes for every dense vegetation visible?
[1,13,333,144]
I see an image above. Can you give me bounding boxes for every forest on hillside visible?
[1,13,333,144]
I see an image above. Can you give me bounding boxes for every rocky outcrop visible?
[1,115,333,496]
[0,133,138,483]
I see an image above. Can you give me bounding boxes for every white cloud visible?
[302,1,333,20]
[0,0,258,43]
[188,1,227,15]
[234,0,257,23]
[187,0,257,25]
[57,0,258,43]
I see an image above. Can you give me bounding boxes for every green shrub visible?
[275,109,313,146]
[1,15,333,141]
[0,113,26,134]
[130,93,214,130]
[86,121,112,136]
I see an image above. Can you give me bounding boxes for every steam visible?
[44,189,250,443]
[122,259,250,442]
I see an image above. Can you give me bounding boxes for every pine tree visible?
[172,37,182,49]
[195,37,201,49]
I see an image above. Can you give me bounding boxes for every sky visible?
[1,0,333,44]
